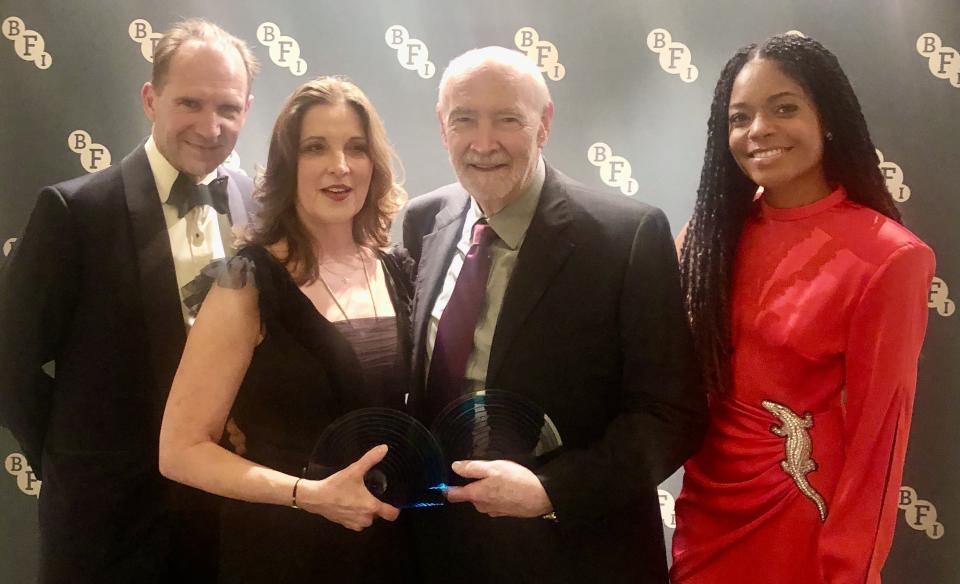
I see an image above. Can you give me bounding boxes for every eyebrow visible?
[174,95,245,109]
[299,135,366,144]
[447,107,475,120]
[729,91,802,109]
[446,106,524,120]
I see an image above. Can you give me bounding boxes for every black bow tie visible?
[166,173,230,218]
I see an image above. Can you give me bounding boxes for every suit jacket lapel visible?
[219,167,254,227]
[120,145,186,397]
[217,168,253,254]
[411,189,471,386]
[487,165,574,384]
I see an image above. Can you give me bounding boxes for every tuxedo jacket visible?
[0,144,255,583]
[402,164,707,583]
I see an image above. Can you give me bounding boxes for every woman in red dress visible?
[671,34,935,583]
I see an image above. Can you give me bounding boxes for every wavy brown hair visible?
[246,76,406,284]
[680,34,901,395]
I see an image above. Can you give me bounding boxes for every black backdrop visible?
[1,1,956,580]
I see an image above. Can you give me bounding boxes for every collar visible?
[759,184,848,221]
[145,135,219,203]
[470,156,545,250]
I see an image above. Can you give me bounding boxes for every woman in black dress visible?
[159,76,414,582]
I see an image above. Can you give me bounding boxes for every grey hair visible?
[437,46,551,113]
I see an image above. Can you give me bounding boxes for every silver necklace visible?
[318,262,355,284]
[316,245,378,326]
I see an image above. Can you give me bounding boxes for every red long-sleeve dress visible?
[671,187,935,583]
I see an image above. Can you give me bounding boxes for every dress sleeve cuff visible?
[181,255,256,318]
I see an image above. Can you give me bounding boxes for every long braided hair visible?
[680,34,902,395]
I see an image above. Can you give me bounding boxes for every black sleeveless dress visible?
[189,244,416,583]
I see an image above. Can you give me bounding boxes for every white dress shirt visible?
[426,156,546,392]
[144,136,229,327]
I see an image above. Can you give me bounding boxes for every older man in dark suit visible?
[403,46,707,583]
[0,19,257,583]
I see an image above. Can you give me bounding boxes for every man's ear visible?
[538,101,555,148]
[437,106,449,149]
[141,82,157,122]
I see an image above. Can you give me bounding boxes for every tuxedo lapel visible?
[120,145,185,397]
[411,190,471,386]
[217,168,250,254]
[487,167,574,384]
[219,167,254,227]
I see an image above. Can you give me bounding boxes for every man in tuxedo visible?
[0,19,257,582]
[403,46,707,583]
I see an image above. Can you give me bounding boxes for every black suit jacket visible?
[402,164,707,583]
[0,144,255,583]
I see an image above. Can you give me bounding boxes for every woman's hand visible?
[297,444,401,531]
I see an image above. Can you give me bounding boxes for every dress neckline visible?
[255,245,388,326]
[331,316,397,330]
[759,185,847,222]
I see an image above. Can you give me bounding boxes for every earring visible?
[825,131,834,141]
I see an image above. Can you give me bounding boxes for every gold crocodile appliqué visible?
[761,399,828,522]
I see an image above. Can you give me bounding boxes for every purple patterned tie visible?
[425,220,498,423]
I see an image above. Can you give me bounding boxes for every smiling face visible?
[295,102,373,231]
[438,62,552,214]
[142,40,251,181]
[727,58,829,204]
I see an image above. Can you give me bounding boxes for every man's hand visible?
[445,459,553,518]
[224,417,246,455]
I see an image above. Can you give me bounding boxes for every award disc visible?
[306,408,448,508]
[431,390,563,484]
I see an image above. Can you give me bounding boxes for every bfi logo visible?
[128,19,162,63]
[588,142,639,196]
[3,238,15,257]
[646,29,697,83]
[384,25,435,79]
[257,22,307,77]
[657,488,676,529]
[917,33,960,89]
[929,276,955,317]
[5,453,41,497]
[899,486,944,540]
[68,130,112,173]
[876,149,911,203]
[514,27,565,81]
[2,16,52,70]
